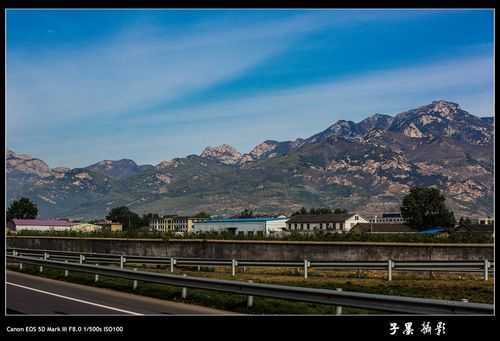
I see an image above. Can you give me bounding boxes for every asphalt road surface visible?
[6,270,234,315]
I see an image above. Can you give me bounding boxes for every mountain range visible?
[6,100,494,220]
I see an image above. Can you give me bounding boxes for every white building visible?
[192,216,288,236]
[286,213,368,233]
[150,216,207,234]
[9,219,74,232]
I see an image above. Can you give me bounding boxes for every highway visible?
[6,271,233,315]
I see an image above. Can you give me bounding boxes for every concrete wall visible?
[6,236,493,261]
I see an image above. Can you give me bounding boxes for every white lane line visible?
[7,282,144,315]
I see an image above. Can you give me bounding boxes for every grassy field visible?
[8,229,494,243]
[6,262,493,315]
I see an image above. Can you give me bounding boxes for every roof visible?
[12,219,74,227]
[287,213,354,224]
[419,227,447,234]
[351,223,417,233]
[201,217,288,223]
[381,213,402,218]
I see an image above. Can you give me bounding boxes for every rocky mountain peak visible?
[156,159,179,170]
[6,149,52,177]
[387,100,492,144]
[357,113,394,133]
[430,100,460,118]
[84,158,143,179]
[249,140,279,158]
[200,144,242,164]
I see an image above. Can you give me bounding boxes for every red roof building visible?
[9,219,74,231]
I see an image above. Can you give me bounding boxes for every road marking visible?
[6,282,144,315]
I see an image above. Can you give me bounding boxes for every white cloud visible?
[7,13,335,137]
[130,53,493,129]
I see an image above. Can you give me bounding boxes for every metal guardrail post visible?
[133,268,138,290]
[44,252,49,261]
[388,259,393,281]
[336,288,343,315]
[484,260,489,281]
[64,260,69,277]
[247,280,254,308]
[120,255,125,269]
[304,259,310,279]
[170,257,176,273]
[232,259,238,277]
[79,255,85,265]
[19,263,23,271]
[181,274,187,299]
[39,264,43,273]
[95,264,99,282]
[13,250,17,257]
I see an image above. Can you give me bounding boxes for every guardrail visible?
[6,255,494,315]
[7,248,494,281]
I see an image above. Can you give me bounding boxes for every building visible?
[477,217,494,225]
[70,223,102,232]
[192,216,287,236]
[150,216,206,234]
[351,223,418,234]
[286,213,368,233]
[95,220,123,232]
[367,212,407,224]
[8,219,74,232]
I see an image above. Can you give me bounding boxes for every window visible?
[355,215,359,221]
[307,224,310,230]
[248,231,254,236]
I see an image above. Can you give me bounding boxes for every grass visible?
[7,263,493,315]
[9,230,493,243]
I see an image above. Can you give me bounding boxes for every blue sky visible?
[6,9,494,168]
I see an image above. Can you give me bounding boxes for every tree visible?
[193,211,211,219]
[140,213,160,227]
[292,207,309,216]
[333,208,347,214]
[7,197,38,221]
[401,187,456,230]
[292,207,340,215]
[106,206,143,230]
[457,217,473,230]
[234,209,254,218]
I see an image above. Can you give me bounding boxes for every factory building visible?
[192,216,288,236]
[8,219,74,232]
